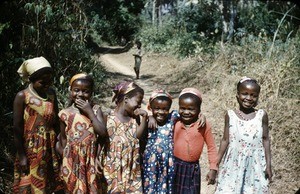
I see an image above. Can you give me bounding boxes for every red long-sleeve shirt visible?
[173,121,218,170]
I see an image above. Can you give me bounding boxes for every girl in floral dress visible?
[215,77,272,194]
[13,56,63,193]
[100,81,148,193]
[58,73,107,193]
[142,89,177,193]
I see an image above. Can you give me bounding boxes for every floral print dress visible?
[143,111,178,194]
[102,111,143,193]
[215,109,269,194]
[59,105,99,194]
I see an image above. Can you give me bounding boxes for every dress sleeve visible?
[203,122,218,170]
[170,110,180,122]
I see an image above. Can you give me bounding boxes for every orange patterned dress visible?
[101,111,142,193]
[13,87,63,193]
[59,105,99,194]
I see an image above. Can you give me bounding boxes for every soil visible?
[97,48,217,194]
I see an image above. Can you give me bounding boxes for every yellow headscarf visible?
[17,56,51,84]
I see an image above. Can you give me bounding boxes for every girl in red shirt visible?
[173,88,218,194]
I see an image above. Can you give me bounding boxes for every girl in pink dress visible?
[58,73,107,193]
[99,81,148,193]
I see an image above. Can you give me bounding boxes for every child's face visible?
[124,92,144,117]
[32,73,53,94]
[150,98,171,126]
[70,80,93,103]
[179,97,200,125]
[236,82,260,110]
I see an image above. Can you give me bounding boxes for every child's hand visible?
[206,169,217,185]
[265,167,273,182]
[134,109,148,118]
[75,99,93,115]
[19,155,29,175]
[198,113,206,128]
[148,115,157,129]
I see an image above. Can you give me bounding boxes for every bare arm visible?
[75,99,107,138]
[13,91,28,174]
[59,119,67,150]
[217,112,230,166]
[135,109,148,139]
[262,110,272,181]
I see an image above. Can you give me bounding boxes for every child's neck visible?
[114,107,131,123]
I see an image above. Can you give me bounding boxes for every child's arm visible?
[135,109,148,139]
[148,115,157,129]
[262,111,272,182]
[203,122,218,185]
[75,99,108,138]
[216,112,230,166]
[198,113,206,128]
[13,91,28,174]
[59,119,67,150]
[51,89,60,135]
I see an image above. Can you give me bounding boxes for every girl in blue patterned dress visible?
[215,77,272,194]
[142,89,177,193]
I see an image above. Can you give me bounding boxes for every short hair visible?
[179,93,202,109]
[150,95,172,108]
[237,78,261,93]
[71,74,94,89]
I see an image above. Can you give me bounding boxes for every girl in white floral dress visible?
[215,77,272,194]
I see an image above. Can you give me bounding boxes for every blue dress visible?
[143,111,179,194]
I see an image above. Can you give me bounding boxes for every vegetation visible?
[0,0,299,193]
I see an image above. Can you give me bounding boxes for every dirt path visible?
[99,51,216,194]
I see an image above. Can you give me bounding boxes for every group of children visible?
[13,56,272,194]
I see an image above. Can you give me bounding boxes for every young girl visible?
[215,77,272,193]
[142,89,177,193]
[173,88,218,194]
[58,73,107,193]
[100,81,148,193]
[13,56,63,193]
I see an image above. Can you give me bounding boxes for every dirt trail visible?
[99,52,216,194]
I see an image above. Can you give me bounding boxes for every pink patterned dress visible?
[59,105,100,194]
[101,111,142,193]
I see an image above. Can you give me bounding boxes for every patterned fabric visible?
[102,111,142,193]
[143,111,179,194]
[59,105,99,194]
[173,157,200,194]
[215,109,269,194]
[13,87,63,193]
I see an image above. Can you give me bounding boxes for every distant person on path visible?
[133,40,142,79]
[58,73,107,193]
[13,56,63,193]
[215,77,272,193]
[99,81,148,193]
[173,88,218,194]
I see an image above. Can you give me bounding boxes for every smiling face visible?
[70,79,93,103]
[179,94,201,125]
[124,92,144,117]
[236,82,260,111]
[150,97,172,126]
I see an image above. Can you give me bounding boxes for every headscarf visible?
[17,56,51,84]
[69,73,88,86]
[112,81,136,104]
[148,89,172,110]
[239,76,253,84]
[179,87,202,102]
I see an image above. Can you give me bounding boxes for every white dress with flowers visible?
[215,109,269,194]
